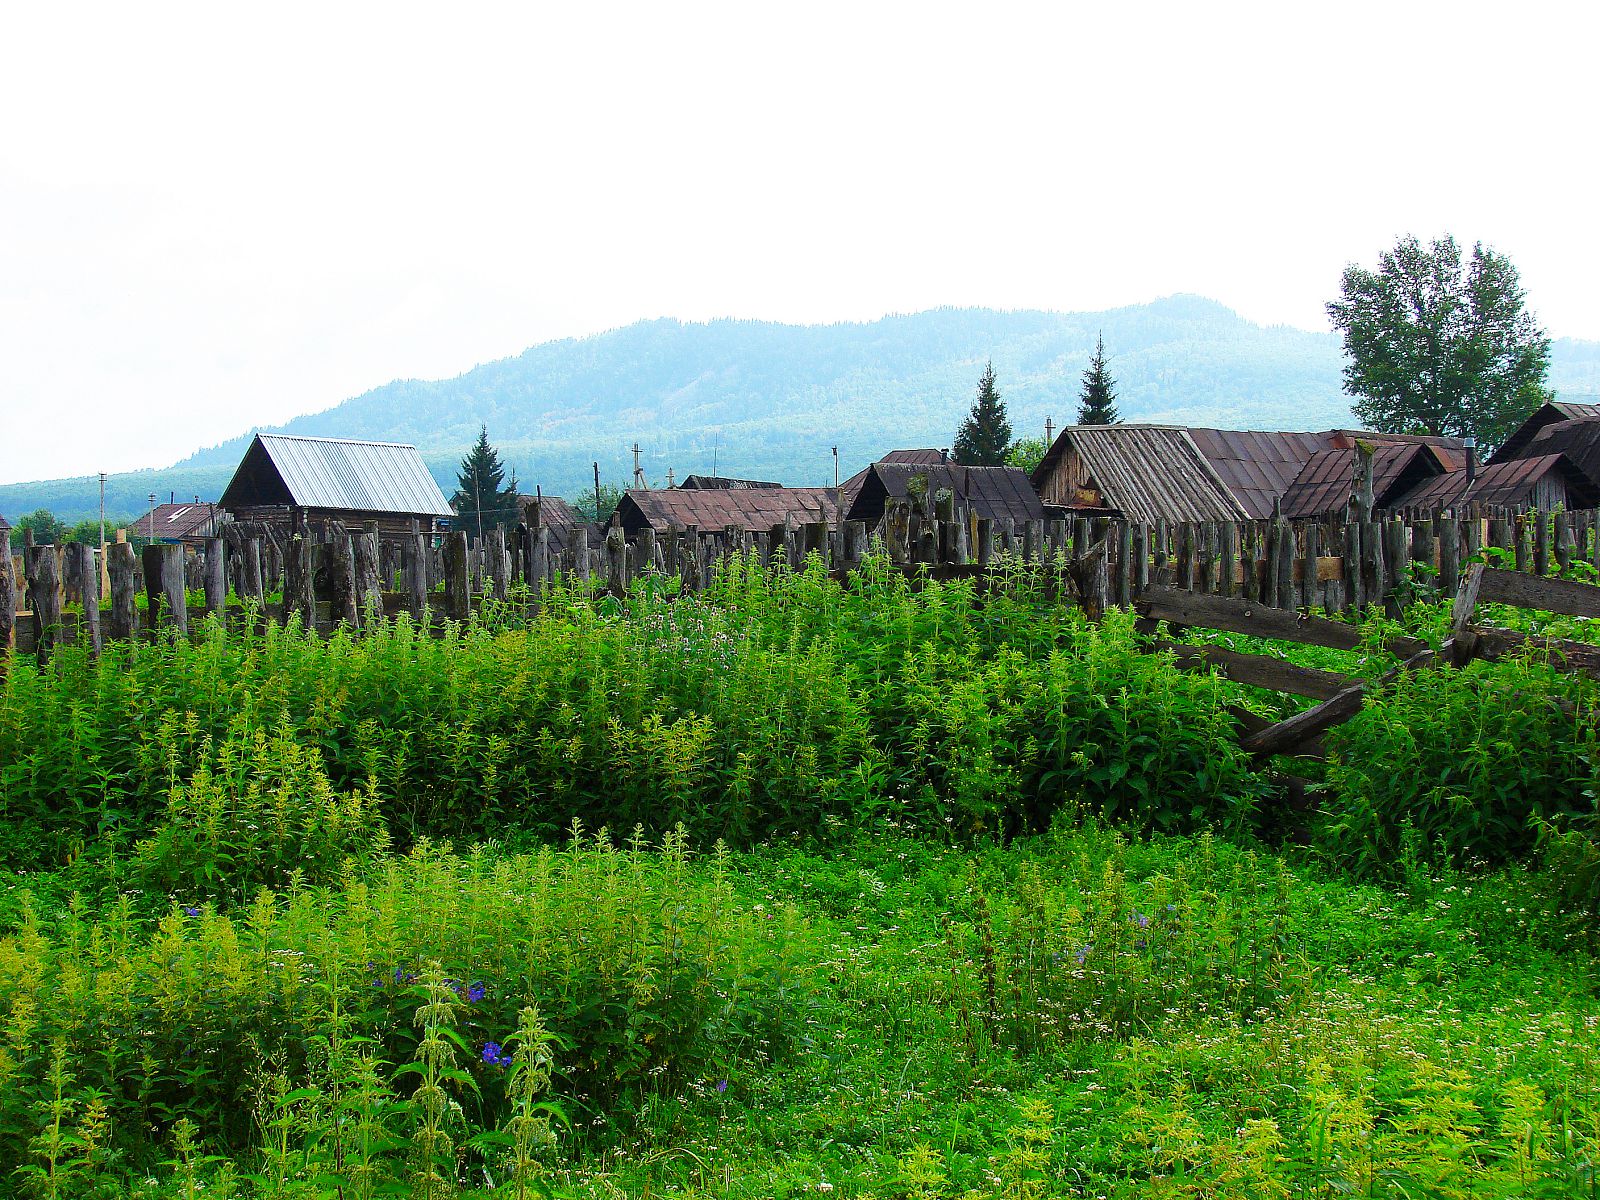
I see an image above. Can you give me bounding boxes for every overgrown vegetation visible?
[1,552,1598,1195]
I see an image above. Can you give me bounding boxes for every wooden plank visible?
[1136,586,1425,656]
[1469,626,1600,677]
[1240,683,1367,758]
[1155,639,1359,700]
[1475,567,1600,619]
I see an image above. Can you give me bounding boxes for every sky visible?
[2,0,1596,485]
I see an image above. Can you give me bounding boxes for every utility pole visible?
[593,461,602,521]
[832,446,839,488]
[1045,416,1054,444]
[147,492,157,548]
[98,472,107,598]
[632,443,647,490]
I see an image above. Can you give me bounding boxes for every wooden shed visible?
[844,462,1042,527]
[1489,400,1600,465]
[1031,426,1249,524]
[615,486,839,536]
[220,434,454,537]
[1390,453,1599,514]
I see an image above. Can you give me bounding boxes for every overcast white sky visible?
[2,1,1596,485]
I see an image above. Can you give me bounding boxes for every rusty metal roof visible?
[1492,401,1600,464]
[845,463,1043,525]
[1392,453,1599,511]
[130,502,223,541]
[1034,426,1248,525]
[1528,417,1600,488]
[1187,429,1331,519]
[617,487,840,533]
[677,475,783,490]
[1280,443,1452,518]
[880,449,947,465]
[222,434,453,517]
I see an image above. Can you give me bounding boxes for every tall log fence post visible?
[203,538,227,621]
[0,546,14,665]
[108,542,138,642]
[73,543,102,654]
[444,531,471,620]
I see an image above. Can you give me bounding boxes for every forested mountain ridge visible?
[8,296,1600,522]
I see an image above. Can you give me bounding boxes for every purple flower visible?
[466,982,487,1004]
[1075,944,1092,965]
[183,906,201,918]
[1131,912,1149,929]
[716,1079,728,1094]
[482,1042,511,1067]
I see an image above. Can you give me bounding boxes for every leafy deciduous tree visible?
[952,362,1013,466]
[1326,235,1552,448]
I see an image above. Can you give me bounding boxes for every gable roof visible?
[1279,443,1450,519]
[1186,429,1332,519]
[130,502,222,541]
[1490,401,1600,464]
[844,463,1043,525]
[221,434,453,517]
[1034,425,1249,524]
[1392,453,1600,512]
[1527,416,1600,488]
[616,487,839,533]
[677,475,783,490]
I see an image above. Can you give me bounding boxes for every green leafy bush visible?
[131,720,390,904]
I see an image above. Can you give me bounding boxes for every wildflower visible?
[717,1079,728,1094]
[482,1042,512,1067]
[182,906,201,918]
[466,982,487,1004]
[1075,944,1092,965]
[1131,912,1149,928]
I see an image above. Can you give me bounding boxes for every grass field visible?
[1,555,1597,1196]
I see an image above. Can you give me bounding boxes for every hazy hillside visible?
[7,297,1599,523]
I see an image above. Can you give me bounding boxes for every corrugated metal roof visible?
[846,463,1044,525]
[1280,444,1439,519]
[1036,425,1248,524]
[881,449,947,465]
[244,435,453,517]
[130,502,222,541]
[1529,417,1600,488]
[1392,454,1598,511]
[677,475,783,490]
[1188,428,1330,520]
[618,487,840,533]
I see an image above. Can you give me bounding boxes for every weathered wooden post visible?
[160,544,188,639]
[107,542,137,642]
[1131,522,1150,595]
[1216,520,1237,599]
[141,545,163,634]
[355,523,383,624]
[1151,518,1169,583]
[1022,518,1042,563]
[404,534,429,619]
[329,531,360,629]
[635,527,657,581]
[443,531,471,620]
[1437,514,1460,596]
[0,545,14,662]
[1176,522,1196,593]
[203,538,227,620]
[485,528,508,601]
[1556,510,1574,575]
[26,545,62,660]
[843,520,869,572]
[801,520,830,569]
[287,535,316,630]
[71,543,102,654]
[604,525,627,597]
[976,517,995,570]
[1532,511,1550,576]
[1299,522,1319,610]
[884,501,911,565]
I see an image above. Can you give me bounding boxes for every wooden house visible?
[1031,426,1248,524]
[219,434,453,537]
[844,462,1042,527]
[1489,400,1600,465]
[677,475,782,490]
[1279,443,1455,520]
[129,500,224,545]
[615,486,839,536]
[1390,454,1599,514]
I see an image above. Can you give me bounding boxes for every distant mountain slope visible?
[7,297,1599,522]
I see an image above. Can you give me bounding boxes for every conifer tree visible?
[1077,334,1120,425]
[450,426,520,536]
[951,362,1013,466]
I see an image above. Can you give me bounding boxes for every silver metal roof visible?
[255,435,454,516]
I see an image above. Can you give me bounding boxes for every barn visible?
[844,462,1043,527]
[219,434,454,537]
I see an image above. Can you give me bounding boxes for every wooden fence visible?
[4,487,1600,662]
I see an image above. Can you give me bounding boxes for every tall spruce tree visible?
[1077,334,1120,424]
[951,362,1012,466]
[450,426,520,537]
